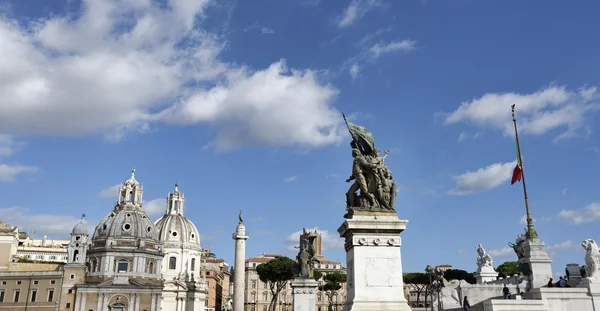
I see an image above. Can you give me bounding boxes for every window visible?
[30,289,37,302]
[251,281,256,289]
[191,258,196,271]
[48,289,54,302]
[263,282,267,289]
[318,294,322,302]
[76,236,80,241]
[1,281,5,285]
[262,306,267,311]
[16,281,22,285]
[262,293,267,301]
[117,260,129,272]
[72,250,79,262]
[147,261,154,274]
[205,271,210,276]
[169,257,176,270]
[14,289,20,302]
[33,280,38,285]
[50,280,56,284]
[70,274,75,280]
[66,302,71,308]
[68,289,73,294]
[0,290,4,302]
[318,307,321,311]
[251,293,256,302]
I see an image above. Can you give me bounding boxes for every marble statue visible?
[582,239,600,281]
[476,244,493,268]
[342,114,398,213]
[296,234,320,278]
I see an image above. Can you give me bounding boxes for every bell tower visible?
[116,168,144,210]
[68,214,88,265]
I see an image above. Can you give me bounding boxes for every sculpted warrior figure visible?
[342,113,398,211]
[476,244,493,268]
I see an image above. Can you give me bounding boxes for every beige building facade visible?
[201,258,231,311]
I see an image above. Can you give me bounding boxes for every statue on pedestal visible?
[295,234,320,278]
[476,244,493,269]
[342,114,398,215]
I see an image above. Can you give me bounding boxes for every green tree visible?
[404,272,429,306]
[313,269,323,281]
[496,261,518,278]
[443,269,476,284]
[318,272,347,309]
[256,256,295,311]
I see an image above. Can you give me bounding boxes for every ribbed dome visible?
[72,220,88,235]
[93,209,158,240]
[155,214,200,247]
[154,184,201,248]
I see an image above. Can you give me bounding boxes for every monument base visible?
[338,210,412,311]
[475,267,499,284]
[520,238,553,290]
[291,278,319,311]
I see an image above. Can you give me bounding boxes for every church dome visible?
[154,184,201,248]
[72,216,88,235]
[94,209,158,240]
[92,169,159,241]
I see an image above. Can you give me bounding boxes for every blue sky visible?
[1,0,599,277]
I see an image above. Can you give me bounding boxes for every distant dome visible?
[155,214,201,247]
[72,221,88,235]
[93,209,158,240]
[154,184,201,248]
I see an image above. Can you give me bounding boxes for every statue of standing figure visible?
[296,234,320,278]
[343,114,398,212]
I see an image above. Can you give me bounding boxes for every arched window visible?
[317,294,322,302]
[262,292,267,301]
[191,258,196,271]
[147,261,154,274]
[72,250,79,262]
[91,258,97,272]
[169,257,176,270]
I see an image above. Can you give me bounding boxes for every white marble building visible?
[155,184,207,311]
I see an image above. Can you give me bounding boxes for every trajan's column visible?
[232,211,248,311]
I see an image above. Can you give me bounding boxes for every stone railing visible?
[485,274,521,285]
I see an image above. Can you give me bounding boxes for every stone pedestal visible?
[338,210,412,311]
[475,267,499,284]
[520,238,552,290]
[291,278,319,311]
[567,263,583,287]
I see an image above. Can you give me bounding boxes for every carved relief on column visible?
[345,235,401,250]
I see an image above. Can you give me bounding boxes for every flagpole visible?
[512,104,538,239]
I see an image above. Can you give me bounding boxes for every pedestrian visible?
[565,267,570,281]
[463,296,471,311]
[503,284,510,299]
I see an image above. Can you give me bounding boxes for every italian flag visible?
[511,141,523,185]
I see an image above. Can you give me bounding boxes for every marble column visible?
[232,214,249,311]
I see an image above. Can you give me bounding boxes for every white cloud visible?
[0,0,344,151]
[349,63,360,79]
[458,131,482,142]
[261,27,274,35]
[458,132,467,142]
[488,247,515,258]
[448,160,516,195]
[0,135,23,157]
[558,202,600,224]
[546,240,574,253]
[443,85,600,142]
[456,249,463,255]
[98,184,120,198]
[283,176,298,183]
[337,0,382,28]
[144,198,166,217]
[285,227,344,252]
[0,164,38,182]
[519,215,537,226]
[0,207,91,238]
[369,40,416,58]
[562,188,568,196]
